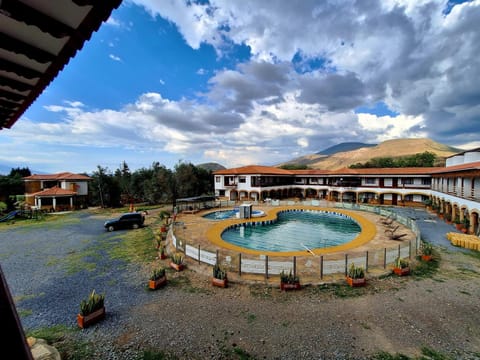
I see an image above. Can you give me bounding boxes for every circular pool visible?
[221,210,361,252]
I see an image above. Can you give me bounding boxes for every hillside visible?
[317,142,376,155]
[196,162,226,171]
[279,138,461,170]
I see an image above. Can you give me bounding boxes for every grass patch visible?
[249,285,273,299]
[371,347,454,360]
[411,257,439,278]
[27,325,95,360]
[308,282,368,298]
[108,227,157,264]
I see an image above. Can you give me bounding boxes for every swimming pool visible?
[203,209,265,220]
[221,210,361,252]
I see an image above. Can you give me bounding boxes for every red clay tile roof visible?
[214,165,294,175]
[32,186,77,197]
[429,161,480,174]
[24,172,91,181]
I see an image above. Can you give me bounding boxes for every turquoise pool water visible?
[203,209,265,220]
[221,210,361,252]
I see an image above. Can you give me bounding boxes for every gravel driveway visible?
[1,209,480,360]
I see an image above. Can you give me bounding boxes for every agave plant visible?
[280,269,299,284]
[79,289,105,316]
[171,253,183,265]
[394,257,409,269]
[150,268,166,281]
[348,263,365,279]
[213,264,227,280]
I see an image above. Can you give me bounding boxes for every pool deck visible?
[166,202,417,286]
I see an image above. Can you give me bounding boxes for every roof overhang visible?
[0,0,122,130]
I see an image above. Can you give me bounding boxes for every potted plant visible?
[454,215,463,230]
[421,242,433,261]
[424,199,432,212]
[462,217,470,234]
[346,263,366,287]
[158,242,167,260]
[170,253,184,271]
[444,212,452,224]
[212,264,228,288]
[280,269,301,291]
[393,257,410,276]
[159,210,170,233]
[149,267,167,290]
[77,289,105,329]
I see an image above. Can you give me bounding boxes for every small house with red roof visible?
[23,172,91,211]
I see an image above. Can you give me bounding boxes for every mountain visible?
[279,138,462,170]
[197,162,226,171]
[317,142,376,156]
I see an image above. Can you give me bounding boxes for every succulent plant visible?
[280,269,299,284]
[395,257,409,269]
[171,253,183,265]
[79,289,105,316]
[150,268,166,281]
[213,264,227,280]
[347,263,365,279]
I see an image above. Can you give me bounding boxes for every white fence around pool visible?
[171,201,421,279]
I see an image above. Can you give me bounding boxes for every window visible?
[421,178,431,185]
[239,176,246,183]
[403,178,414,185]
[215,176,221,183]
[365,178,376,185]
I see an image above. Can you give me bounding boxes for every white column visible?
[53,197,56,210]
[70,197,73,209]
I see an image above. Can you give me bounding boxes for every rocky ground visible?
[1,209,480,359]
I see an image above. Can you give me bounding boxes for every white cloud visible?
[109,54,122,62]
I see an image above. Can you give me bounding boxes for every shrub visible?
[150,268,166,281]
[280,269,299,284]
[79,290,105,316]
[213,264,227,280]
[348,263,365,279]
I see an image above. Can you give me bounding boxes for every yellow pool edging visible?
[205,206,377,257]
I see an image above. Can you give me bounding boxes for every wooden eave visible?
[0,0,122,129]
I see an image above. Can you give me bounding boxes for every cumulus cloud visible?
[5,1,479,172]
[132,0,480,148]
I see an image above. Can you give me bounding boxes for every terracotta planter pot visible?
[212,277,228,288]
[346,276,366,287]
[280,281,301,291]
[149,275,167,290]
[170,262,184,271]
[421,254,432,262]
[461,228,468,234]
[455,223,463,231]
[77,306,105,329]
[393,267,410,276]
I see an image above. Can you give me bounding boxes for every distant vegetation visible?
[89,161,214,208]
[279,164,310,170]
[0,167,31,211]
[349,151,437,168]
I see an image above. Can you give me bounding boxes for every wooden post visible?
[239,253,242,276]
[383,248,387,269]
[344,253,348,276]
[293,256,297,278]
[408,241,412,259]
[216,249,219,266]
[398,244,401,259]
[198,245,201,264]
[365,251,369,272]
[320,255,323,280]
[265,255,269,279]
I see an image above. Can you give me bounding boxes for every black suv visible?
[104,212,145,232]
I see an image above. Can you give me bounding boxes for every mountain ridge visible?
[279,138,462,170]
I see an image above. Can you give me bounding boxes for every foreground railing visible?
[171,201,421,280]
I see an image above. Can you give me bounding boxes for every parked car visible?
[104,212,145,232]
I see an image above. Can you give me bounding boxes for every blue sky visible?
[0,0,479,174]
